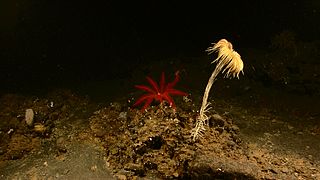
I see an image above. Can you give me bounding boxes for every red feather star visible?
[133,71,188,111]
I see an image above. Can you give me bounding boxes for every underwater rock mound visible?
[89,104,253,179]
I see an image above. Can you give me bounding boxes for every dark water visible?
[1,1,320,104]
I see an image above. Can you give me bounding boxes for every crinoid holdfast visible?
[191,39,244,141]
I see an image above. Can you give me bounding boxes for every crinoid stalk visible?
[191,39,244,141]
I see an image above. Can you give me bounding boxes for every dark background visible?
[1,0,319,93]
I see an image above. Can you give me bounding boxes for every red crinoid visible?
[133,71,188,111]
